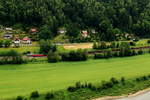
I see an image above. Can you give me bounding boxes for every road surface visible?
[116,91,150,100]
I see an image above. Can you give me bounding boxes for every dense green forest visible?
[1,0,150,41]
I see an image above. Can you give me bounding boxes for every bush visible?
[113,52,119,57]
[0,39,3,47]
[137,49,143,55]
[16,96,23,100]
[30,91,39,98]
[98,42,108,49]
[101,81,113,89]
[110,42,116,48]
[94,53,104,59]
[67,86,76,92]
[75,82,81,89]
[129,42,136,46]
[121,77,125,85]
[0,50,24,65]
[45,92,54,99]
[39,40,57,54]
[93,41,98,49]
[104,49,113,58]
[3,39,12,48]
[147,40,150,44]
[47,51,61,63]
[110,77,119,84]
[61,50,87,61]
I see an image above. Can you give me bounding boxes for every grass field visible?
[0,46,39,53]
[0,54,150,98]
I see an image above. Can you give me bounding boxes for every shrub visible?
[101,81,113,89]
[136,78,140,82]
[148,49,150,53]
[142,76,148,81]
[94,53,104,59]
[47,51,61,63]
[45,92,54,99]
[67,86,76,92]
[61,50,87,61]
[147,40,150,44]
[3,39,12,48]
[137,49,143,55]
[0,39,3,47]
[129,42,136,46]
[121,77,125,85]
[39,40,57,54]
[75,82,81,89]
[113,52,119,57]
[16,96,23,100]
[104,49,113,58]
[110,77,119,84]
[110,42,116,48]
[98,42,107,49]
[131,50,137,56]
[93,41,98,49]
[30,91,39,98]
[0,50,24,64]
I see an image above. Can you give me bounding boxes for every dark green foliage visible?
[1,0,150,40]
[45,92,54,100]
[94,53,104,59]
[137,49,144,55]
[104,49,113,58]
[136,75,149,82]
[121,77,125,85]
[39,40,57,54]
[67,86,76,92]
[30,91,39,98]
[147,40,150,44]
[0,50,24,64]
[93,41,98,49]
[47,51,61,63]
[38,26,52,40]
[61,50,87,61]
[110,77,119,84]
[129,42,136,46]
[0,40,3,47]
[3,39,12,48]
[75,82,81,89]
[16,96,23,100]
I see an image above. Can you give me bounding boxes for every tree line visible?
[1,0,150,41]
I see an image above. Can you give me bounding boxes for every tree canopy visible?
[1,0,150,40]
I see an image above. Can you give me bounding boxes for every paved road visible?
[116,91,150,100]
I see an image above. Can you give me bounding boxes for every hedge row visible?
[94,49,144,59]
[47,50,88,63]
[15,75,150,100]
[0,50,24,65]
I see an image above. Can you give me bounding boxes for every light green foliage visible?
[0,54,150,98]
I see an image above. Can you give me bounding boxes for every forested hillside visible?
[0,0,150,40]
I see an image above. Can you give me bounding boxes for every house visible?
[22,37,32,44]
[13,38,21,47]
[81,30,89,37]
[91,29,97,34]
[57,28,66,34]
[3,34,13,39]
[5,27,13,31]
[29,28,38,34]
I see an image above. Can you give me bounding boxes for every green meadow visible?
[0,54,150,98]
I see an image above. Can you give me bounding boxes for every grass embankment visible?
[0,54,150,99]
[16,78,150,100]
